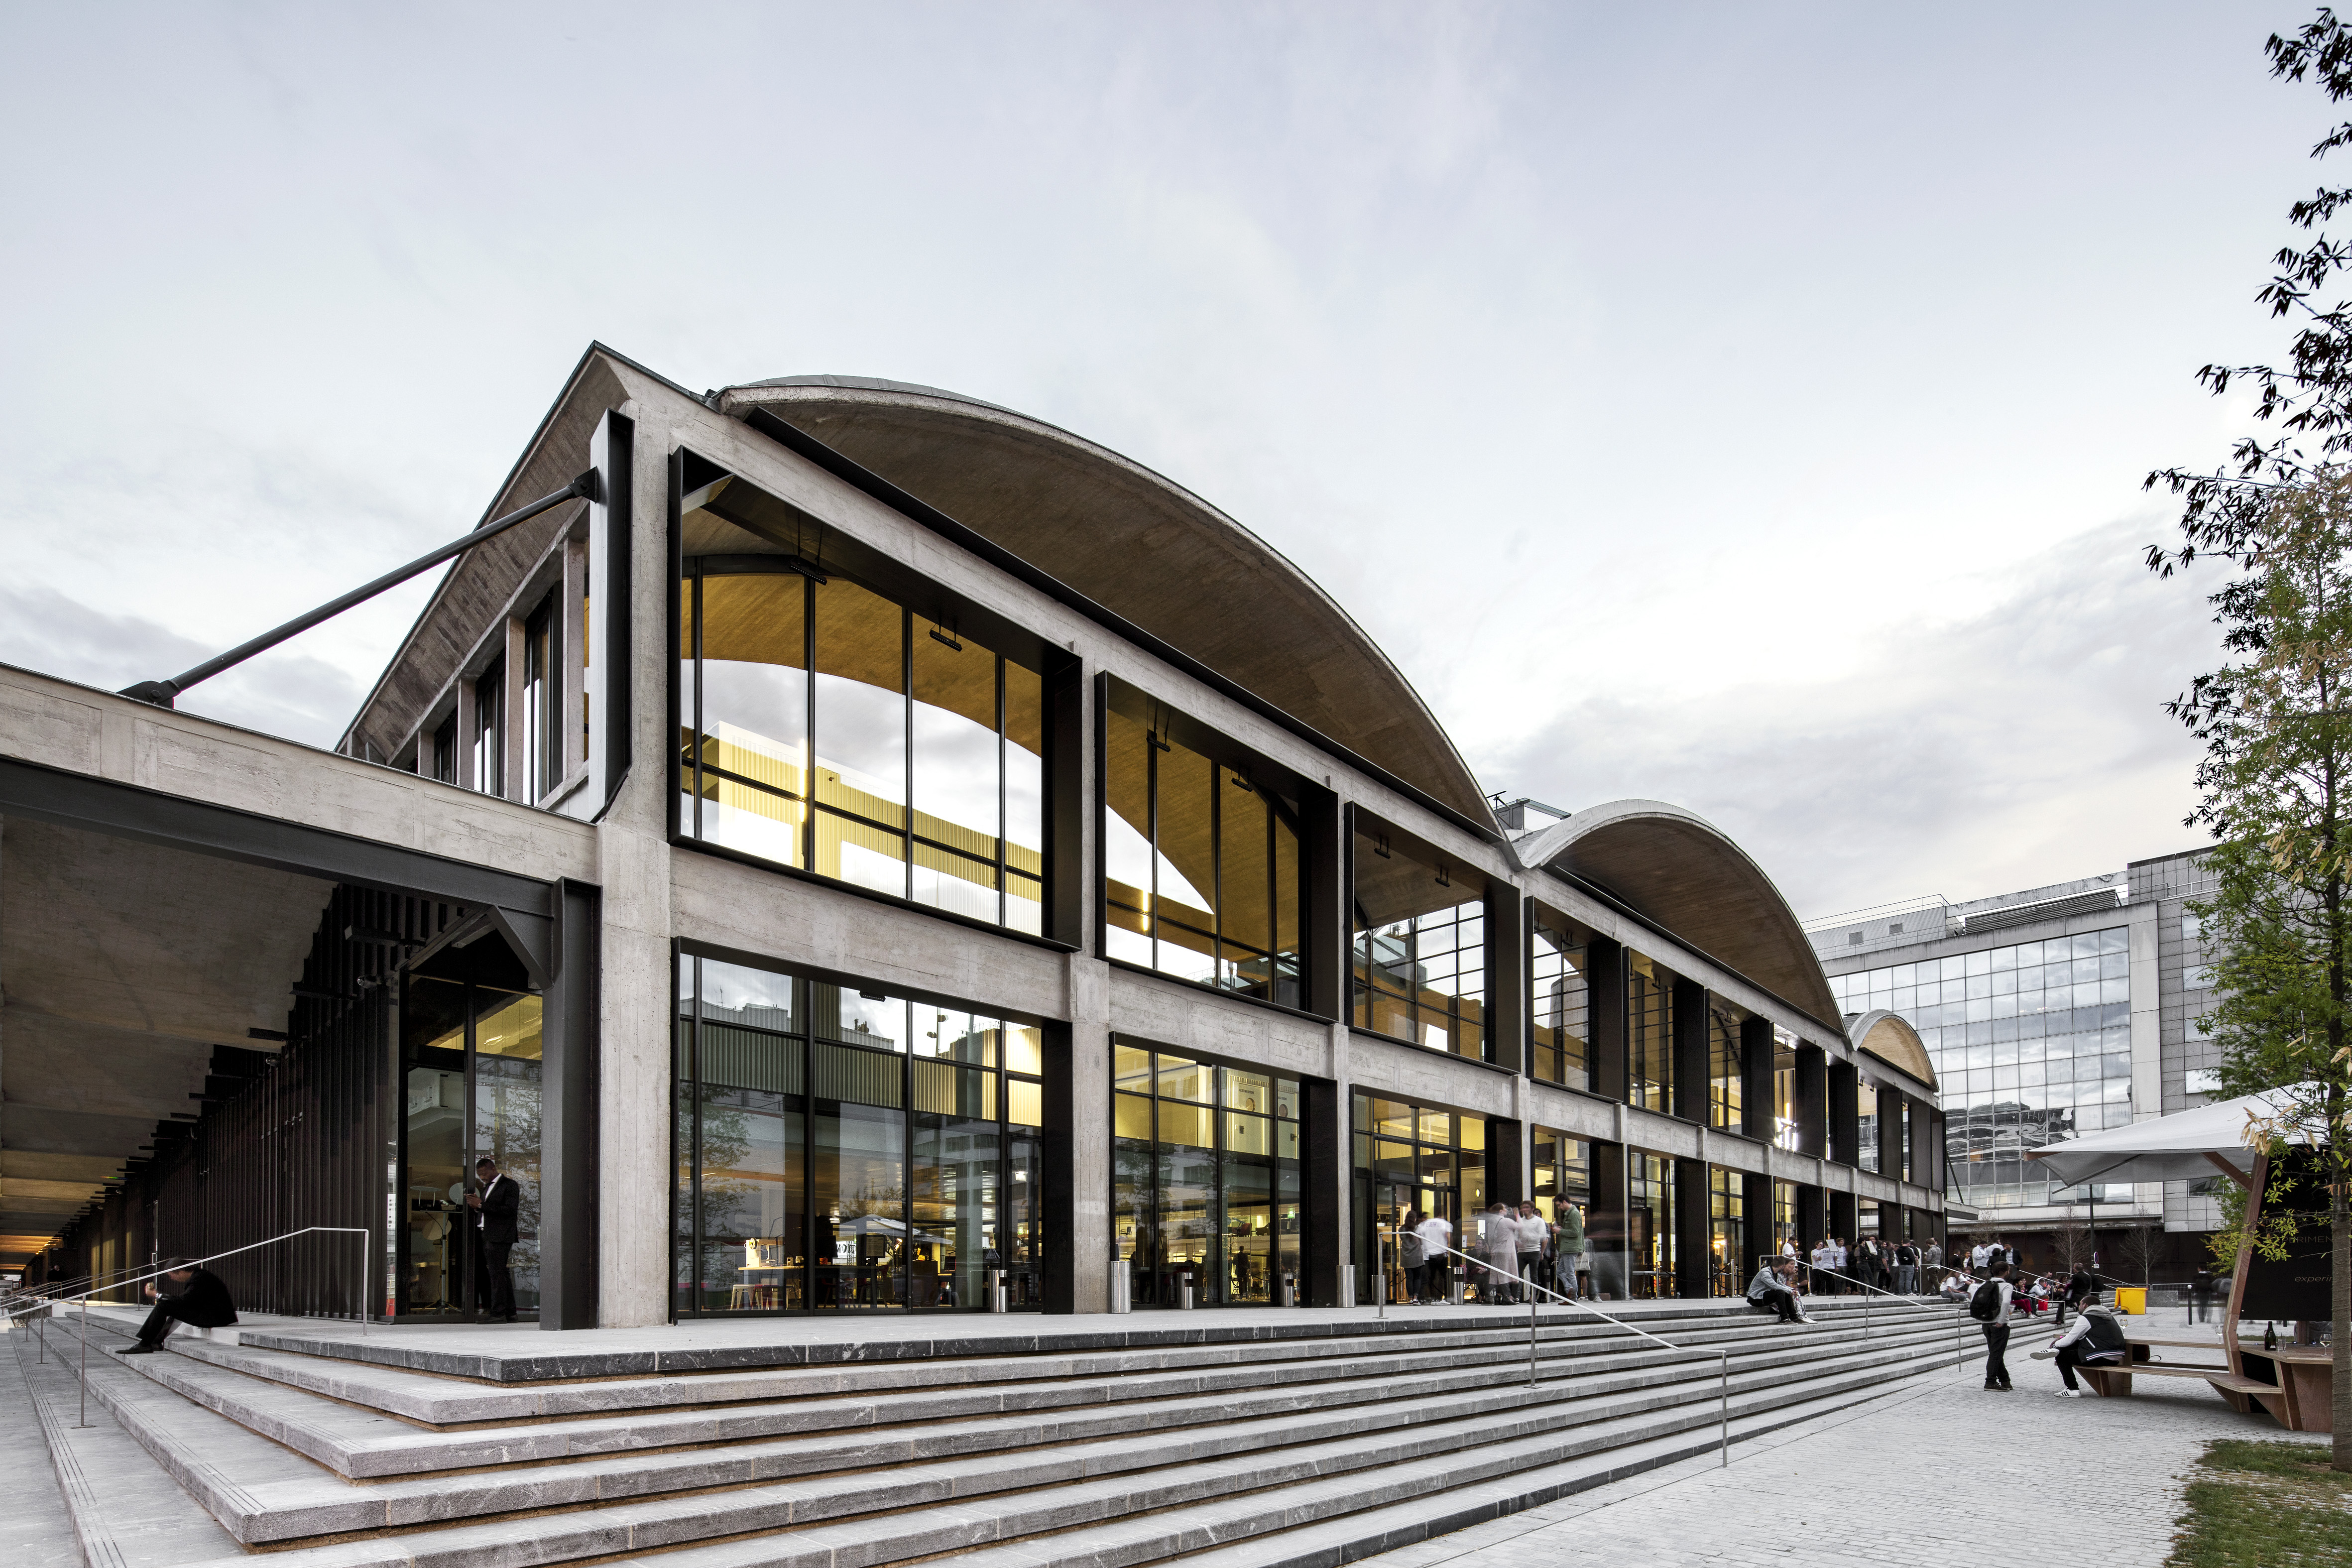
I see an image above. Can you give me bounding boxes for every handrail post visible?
[1718,1349,1729,1467]
[1529,1286,1538,1388]
[77,1296,89,1428]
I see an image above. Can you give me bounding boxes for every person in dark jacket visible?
[2034,1289,2130,1396]
[2056,1268,2096,1329]
[468,1156,522,1322]
[117,1259,237,1353]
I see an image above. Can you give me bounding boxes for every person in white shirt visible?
[1514,1203,1550,1300]
[1479,1203,1522,1305]
[1414,1212,1454,1304]
[1970,1241,1992,1274]
[1809,1239,1836,1296]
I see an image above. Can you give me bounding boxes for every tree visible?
[2169,473,2352,1467]
[2149,12,2352,572]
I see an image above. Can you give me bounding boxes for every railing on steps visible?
[1795,1263,1968,1371]
[1384,1229,1735,1469]
[2,1226,368,1436]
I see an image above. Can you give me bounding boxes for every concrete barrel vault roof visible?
[716,375,1493,825]
[1514,798,1843,1029]
[1844,1009,1937,1090]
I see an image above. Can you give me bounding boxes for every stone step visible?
[56,1310,1947,1545]
[226,1296,1926,1383]
[210,1336,1970,1568]
[6,1323,241,1568]
[83,1308,1964,1483]
[134,1327,1971,1562]
[859,1347,1972,1568]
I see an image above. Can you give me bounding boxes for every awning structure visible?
[2024,1087,2315,1188]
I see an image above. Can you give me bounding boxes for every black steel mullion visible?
[1210,763,1223,986]
[691,566,704,840]
[462,982,478,1325]
[902,606,914,902]
[996,654,1006,929]
[1146,740,1159,966]
[690,957,705,1320]
[804,577,817,872]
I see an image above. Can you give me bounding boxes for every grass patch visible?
[2171,1439,2352,1566]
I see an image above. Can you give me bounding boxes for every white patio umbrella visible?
[2024,1086,2316,1187]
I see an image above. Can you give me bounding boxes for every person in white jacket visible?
[2032,1290,2130,1397]
[1478,1203,1521,1305]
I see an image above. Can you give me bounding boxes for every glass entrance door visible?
[398,973,543,1320]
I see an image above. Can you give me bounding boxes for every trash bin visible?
[2114,1286,2146,1316]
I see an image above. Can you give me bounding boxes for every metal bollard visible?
[1279,1271,1296,1309]
[1340,1270,1356,1310]
[1109,1258,1131,1315]
[988,1268,1007,1314]
[1179,1276,1195,1310]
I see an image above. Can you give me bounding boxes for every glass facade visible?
[1354,1093,1487,1302]
[522,596,557,802]
[1627,1149,1675,1299]
[1532,1127,1591,1295]
[676,561,1045,933]
[1707,1167,1743,1297]
[1627,955,1673,1112]
[471,657,503,797]
[1771,1028,1798,1150]
[1352,824,1488,1060]
[1831,926,2133,1209]
[1102,696,1302,1004]
[672,955,1045,1315]
[398,975,543,1318]
[1112,1045,1300,1306]
[1529,907,1590,1091]
[1856,1078,1879,1173]
[1707,999,1744,1129]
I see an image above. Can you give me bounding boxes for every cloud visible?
[0,584,361,748]
[1478,518,2222,916]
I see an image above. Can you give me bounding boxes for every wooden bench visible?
[2077,1358,2279,1417]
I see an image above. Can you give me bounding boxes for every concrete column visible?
[1796,1184,1826,1254]
[504,617,528,802]
[455,675,478,793]
[1878,1088,1905,1179]
[1490,1116,1527,1207]
[592,410,674,1328]
[1303,1036,1346,1306]
[1588,1138,1628,1301]
[1062,953,1111,1312]
[539,877,600,1329]
[1828,1189,1858,1249]
[1486,887,1524,1074]
[1741,1170,1771,1274]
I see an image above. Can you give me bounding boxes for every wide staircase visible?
[7,1294,2026,1568]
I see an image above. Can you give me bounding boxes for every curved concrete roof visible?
[1846,1009,1937,1090]
[1516,799,1842,1026]
[716,376,1493,825]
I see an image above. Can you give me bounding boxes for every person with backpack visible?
[1969,1261,2016,1392]
[2033,1287,2130,1396]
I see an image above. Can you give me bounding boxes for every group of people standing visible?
[1798,1235,1935,1295]
[1396,1200,1588,1306]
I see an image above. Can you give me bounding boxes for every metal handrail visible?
[1382,1229,1735,1469]
[0,1227,369,1435]
[1797,1263,1966,1370]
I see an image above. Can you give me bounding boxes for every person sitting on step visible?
[1745,1257,1810,1324]
[116,1257,238,1355]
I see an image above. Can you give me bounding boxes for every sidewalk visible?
[1357,1335,2321,1568]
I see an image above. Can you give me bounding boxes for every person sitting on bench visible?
[116,1258,237,1355]
[2033,1287,2128,1397]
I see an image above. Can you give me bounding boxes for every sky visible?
[0,2,2333,919]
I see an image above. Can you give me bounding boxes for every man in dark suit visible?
[468,1156,520,1322]
[117,1258,237,1354]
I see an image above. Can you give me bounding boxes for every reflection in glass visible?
[1628,1151,1675,1300]
[1352,824,1487,1061]
[679,554,1048,932]
[1708,1167,1744,1297]
[472,989,543,1315]
[1352,1091,1485,1305]
[1627,955,1672,1113]
[1708,1003,1744,1129]
[671,959,1044,1314]
[1529,908,1589,1090]
[1102,694,1302,1005]
[1115,1046,1301,1307]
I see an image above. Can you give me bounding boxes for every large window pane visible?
[1628,955,1673,1113]
[1530,908,1590,1090]
[698,573,808,867]
[1354,822,1489,1062]
[813,579,907,901]
[912,624,1001,913]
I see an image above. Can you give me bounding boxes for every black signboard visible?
[2241,1145,2334,1324]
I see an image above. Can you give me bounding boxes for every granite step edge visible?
[155,1337,1969,1564]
